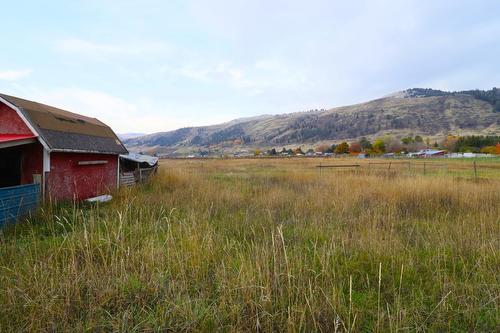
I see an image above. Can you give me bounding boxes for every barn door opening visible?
[0,147,22,188]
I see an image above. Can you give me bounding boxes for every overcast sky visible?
[1,0,499,133]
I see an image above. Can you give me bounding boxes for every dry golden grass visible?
[1,158,499,332]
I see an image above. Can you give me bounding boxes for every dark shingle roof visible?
[0,93,128,154]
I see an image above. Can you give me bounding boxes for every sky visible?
[1,0,499,134]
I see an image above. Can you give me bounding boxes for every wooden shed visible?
[0,93,128,224]
[119,153,159,186]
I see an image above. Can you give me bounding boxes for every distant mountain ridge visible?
[401,88,500,111]
[118,133,147,141]
[125,88,500,154]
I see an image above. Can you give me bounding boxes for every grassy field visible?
[1,158,499,332]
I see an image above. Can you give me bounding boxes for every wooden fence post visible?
[423,162,426,175]
[473,160,477,179]
[137,162,141,182]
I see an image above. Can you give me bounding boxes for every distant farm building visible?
[409,149,446,158]
[0,93,128,224]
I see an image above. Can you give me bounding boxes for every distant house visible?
[0,93,127,224]
[305,149,315,157]
[409,149,446,158]
[422,149,446,157]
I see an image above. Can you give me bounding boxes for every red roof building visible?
[0,93,128,202]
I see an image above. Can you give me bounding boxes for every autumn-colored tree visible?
[372,139,386,153]
[405,141,426,153]
[496,143,500,155]
[254,149,262,156]
[293,147,304,155]
[315,144,330,153]
[335,142,349,154]
[384,136,402,153]
[480,146,497,154]
[442,135,459,152]
[349,142,362,154]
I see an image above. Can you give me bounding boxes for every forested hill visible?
[125,88,500,153]
[400,88,500,112]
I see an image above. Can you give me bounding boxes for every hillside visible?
[125,88,500,154]
[118,133,147,141]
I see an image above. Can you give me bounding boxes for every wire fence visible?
[316,160,500,179]
[160,157,500,180]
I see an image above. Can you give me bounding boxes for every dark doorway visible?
[0,147,22,188]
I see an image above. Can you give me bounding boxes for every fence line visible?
[315,159,498,179]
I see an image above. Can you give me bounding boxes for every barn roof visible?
[0,93,128,154]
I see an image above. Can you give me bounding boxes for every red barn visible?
[0,93,128,203]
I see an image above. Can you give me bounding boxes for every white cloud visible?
[0,69,32,81]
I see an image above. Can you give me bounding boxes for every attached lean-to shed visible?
[119,153,159,186]
[0,93,128,224]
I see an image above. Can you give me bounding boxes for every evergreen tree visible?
[359,137,372,150]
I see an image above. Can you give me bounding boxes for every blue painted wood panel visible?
[0,183,40,226]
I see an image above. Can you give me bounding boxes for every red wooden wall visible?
[0,103,32,134]
[20,142,43,185]
[47,152,118,201]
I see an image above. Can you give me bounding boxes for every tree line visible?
[260,135,500,156]
[406,87,500,112]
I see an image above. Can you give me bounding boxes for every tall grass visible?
[1,159,499,332]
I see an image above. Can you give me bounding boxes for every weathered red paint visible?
[47,152,118,201]
[0,103,33,135]
[20,142,43,185]
[0,134,36,143]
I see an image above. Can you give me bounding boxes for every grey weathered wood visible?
[120,172,136,186]
[78,160,108,166]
